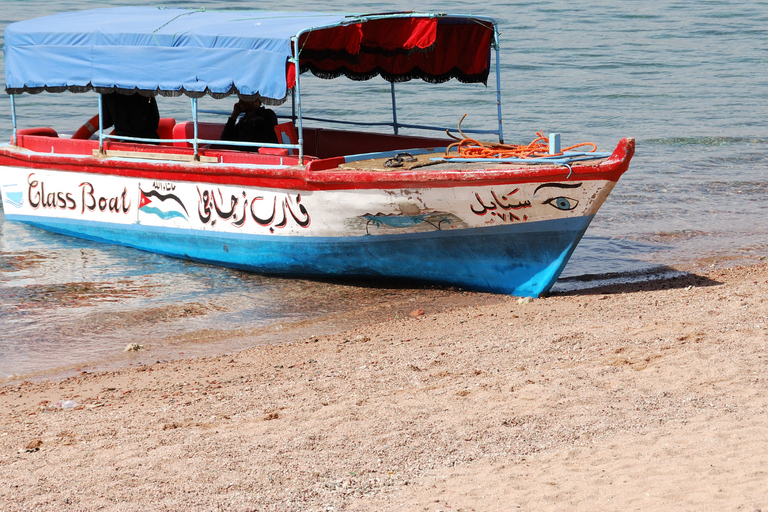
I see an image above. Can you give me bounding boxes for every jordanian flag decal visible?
[139,188,189,221]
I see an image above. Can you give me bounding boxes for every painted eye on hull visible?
[543,196,578,211]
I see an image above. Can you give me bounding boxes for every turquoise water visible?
[1,0,767,379]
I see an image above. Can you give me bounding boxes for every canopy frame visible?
[6,10,504,163]
[288,12,504,163]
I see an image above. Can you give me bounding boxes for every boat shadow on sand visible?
[549,265,722,297]
[291,263,722,299]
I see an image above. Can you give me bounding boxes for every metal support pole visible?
[191,97,199,160]
[291,36,304,165]
[10,94,17,146]
[493,23,504,144]
[390,82,399,135]
[98,94,105,154]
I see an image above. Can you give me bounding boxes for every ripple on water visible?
[644,136,765,146]
[0,251,53,273]
[3,279,161,311]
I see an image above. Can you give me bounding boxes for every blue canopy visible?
[4,8,497,103]
[4,8,350,103]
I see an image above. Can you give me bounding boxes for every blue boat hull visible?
[7,213,594,296]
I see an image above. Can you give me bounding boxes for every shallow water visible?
[1,0,767,380]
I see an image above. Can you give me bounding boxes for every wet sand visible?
[1,262,767,511]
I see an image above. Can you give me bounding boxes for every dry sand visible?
[2,263,767,511]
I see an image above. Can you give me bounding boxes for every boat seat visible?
[274,122,298,155]
[172,120,311,156]
[172,121,225,147]
[258,122,299,155]
[157,117,176,142]
[15,127,58,138]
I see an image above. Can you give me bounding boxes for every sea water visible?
[1,0,766,380]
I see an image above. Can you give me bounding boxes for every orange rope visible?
[443,131,597,159]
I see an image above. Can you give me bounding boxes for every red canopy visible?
[287,16,494,88]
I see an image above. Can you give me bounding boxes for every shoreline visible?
[4,253,761,386]
[1,281,510,386]
[2,262,767,510]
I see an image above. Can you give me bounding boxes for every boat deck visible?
[338,152,609,172]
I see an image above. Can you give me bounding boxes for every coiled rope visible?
[443,115,597,160]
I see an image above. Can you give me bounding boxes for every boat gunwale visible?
[0,137,634,191]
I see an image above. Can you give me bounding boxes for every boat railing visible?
[299,117,500,137]
[197,109,500,137]
[98,133,301,155]
[93,96,302,161]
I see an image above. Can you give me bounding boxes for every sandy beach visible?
[1,262,767,511]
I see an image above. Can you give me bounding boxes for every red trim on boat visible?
[0,136,633,191]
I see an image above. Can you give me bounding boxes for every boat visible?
[0,7,634,297]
